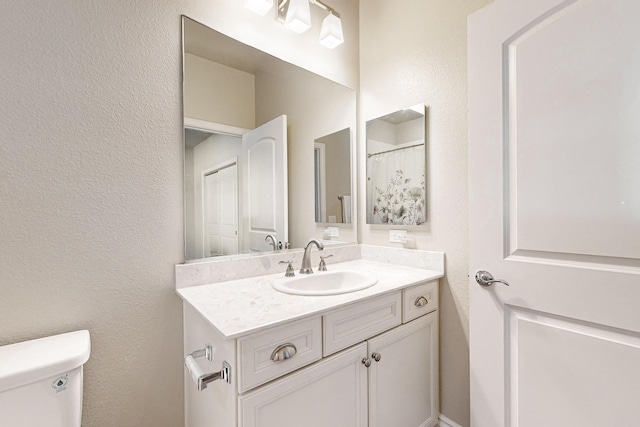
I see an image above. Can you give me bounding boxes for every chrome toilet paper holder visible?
[184,343,231,391]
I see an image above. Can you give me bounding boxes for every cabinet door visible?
[368,312,439,427]
[239,342,368,427]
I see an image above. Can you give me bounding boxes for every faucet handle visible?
[318,254,333,271]
[279,260,295,277]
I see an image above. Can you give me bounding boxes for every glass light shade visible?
[285,0,311,33]
[319,13,344,48]
[245,0,274,16]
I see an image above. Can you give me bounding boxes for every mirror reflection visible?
[314,128,352,224]
[184,116,287,260]
[366,105,427,225]
[182,17,357,261]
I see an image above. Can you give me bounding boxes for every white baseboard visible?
[439,414,464,427]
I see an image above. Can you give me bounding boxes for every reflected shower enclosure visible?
[366,105,426,225]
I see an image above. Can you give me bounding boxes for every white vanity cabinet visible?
[239,343,369,427]
[183,279,439,427]
[368,312,438,427]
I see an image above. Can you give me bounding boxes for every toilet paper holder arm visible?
[184,343,232,391]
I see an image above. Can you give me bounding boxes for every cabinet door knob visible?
[414,296,428,307]
[362,358,372,367]
[371,352,382,362]
[270,343,297,362]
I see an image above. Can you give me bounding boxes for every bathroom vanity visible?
[177,250,442,427]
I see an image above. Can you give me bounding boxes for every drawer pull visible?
[371,352,382,362]
[414,296,429,307]
[271,343,297,362]
[362,358,372,367]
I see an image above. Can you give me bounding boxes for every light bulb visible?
[285,0,311,33]
[319,12,344,48]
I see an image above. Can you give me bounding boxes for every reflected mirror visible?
[366,105,426,225]
[314,128,352,224]
[182,17,357,261]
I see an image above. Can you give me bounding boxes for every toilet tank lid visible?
[0,330,90,393]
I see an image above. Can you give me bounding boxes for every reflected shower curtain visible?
[367,145,425,225]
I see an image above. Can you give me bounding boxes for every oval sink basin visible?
[271,270,378,296]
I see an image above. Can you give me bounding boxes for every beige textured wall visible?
[0,1,358,426]
[359,1,492,426]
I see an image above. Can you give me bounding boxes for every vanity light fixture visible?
[244,0,274,16]
[319,10,344,48]
[246,0,344,48]
[284,0,312,33]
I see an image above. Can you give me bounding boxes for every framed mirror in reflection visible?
[314,128,352,224]
[182,16,357,261]
[366,104,427,225]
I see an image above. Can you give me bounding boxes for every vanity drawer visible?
[237,316,322,393]
[402,280,438,323]
[323,292,402,356]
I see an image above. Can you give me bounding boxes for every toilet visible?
[0,330,91,426]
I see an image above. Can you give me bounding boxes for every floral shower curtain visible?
[367,145,425,225]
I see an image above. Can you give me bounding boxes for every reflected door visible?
[241,115,288,252]
[203,163,238,257]
[469,1,640,426]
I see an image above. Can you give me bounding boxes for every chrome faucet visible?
[300,239,324,274]
[265,234,277,251]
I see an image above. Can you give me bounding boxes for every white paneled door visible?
[469,1,640,426]
[241,115,288,252]
[203,161,238,257]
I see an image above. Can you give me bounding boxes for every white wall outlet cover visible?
[389,229,407,243]
[327,226,339,237]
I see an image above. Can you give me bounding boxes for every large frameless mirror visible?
[366,104,427,225]
[182,16,357,261]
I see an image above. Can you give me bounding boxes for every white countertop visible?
[177,259,443,340]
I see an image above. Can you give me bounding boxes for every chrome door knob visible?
[371,352,382,362]
[475,270,510,287]
[362,358,372,367]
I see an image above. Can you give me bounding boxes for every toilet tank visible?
[0,330,91,427]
